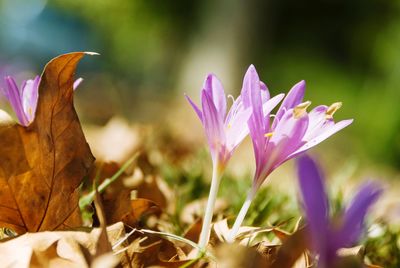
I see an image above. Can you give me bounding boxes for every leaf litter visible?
[0,52,393,268]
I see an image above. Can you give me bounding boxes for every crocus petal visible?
[73,77,83,90]
[267,110,309,169]
[262,93,285,118]
[225,106,251,149]
[289,119,353,158]
[297,155,330,256]
[201,90,226,163]
[204,74,226,119]
[252,110,309,189]
[241,65,267,155]
[225,96,243,125]
[333,181,383,249]
[274,80,305,127]
[260,81,270,104]
[21,76,40,123]
[304,105,329,136]
[241,65,262,109]
[185,94,203,122]
[4,76,29,126]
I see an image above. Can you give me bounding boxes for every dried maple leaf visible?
[0,52,95,234]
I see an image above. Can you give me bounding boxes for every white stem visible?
[226,191,254,243]
[197,164,222,252]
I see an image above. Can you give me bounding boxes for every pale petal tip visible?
[246,64,258,75]
[85,52,100,56]
[295,80,306,92]
[341,118,354,127]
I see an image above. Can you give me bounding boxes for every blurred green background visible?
[1,0,400,170]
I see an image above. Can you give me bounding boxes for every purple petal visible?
[201,90,226,163]
[240,65,267,155]
[225,106,251,150]
[260,81,270,103]
[225,95,243,124]
[333,181,383,249]
[21,76,40,124]
[4,76,29,126]
[297,155,330,255]
[274,80,305,126]
[203,74,227,119]
[241,65,262,110]
[253,110,309,189]
[304,105,329,133]
[262,93,285,117]
[185,94,203,122]
[289,119,353,158]
[270,112,308,169]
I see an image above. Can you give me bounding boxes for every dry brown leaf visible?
[0,222,124,268]
[212,219,275,246]
[136,175,168,209]
[91,162,135,225]
[270,228,310,268]
[252,242,280,264]
[90,162,164,227]
[183,218,202,244]
[0,52,95,234]
[121,235,179,267]
[131,198,162,223]
[212,243,269,268]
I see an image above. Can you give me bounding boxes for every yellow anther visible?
[264,132,274,138]
[293,101,311,118]
[28,107,32,117]
[326,102,342,119]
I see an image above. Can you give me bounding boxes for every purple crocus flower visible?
[186,72,283,250]
[186,73,283,169]
[297,155,382,267]
[227,65,353,242]
[241,65,353,192]
[1,75,82,126]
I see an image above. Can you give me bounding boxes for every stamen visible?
[294,101,311,118]
[326,102,342,119]
[227,95,235,104]
[264,132,274,138]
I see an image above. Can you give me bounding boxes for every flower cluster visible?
[185,72,282,249]
[186,64,381,263]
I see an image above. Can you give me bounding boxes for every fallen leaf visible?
[0,52,95,233]
[0,222,123,268]
[212,219,275,246]
[131,198,162,223]
[270,228,310,268]
[213,243,269,268]
[136,175,168,209]
[183,218,202,244]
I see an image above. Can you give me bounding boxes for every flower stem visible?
[226,191,254,243]
[197,163,222,252]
